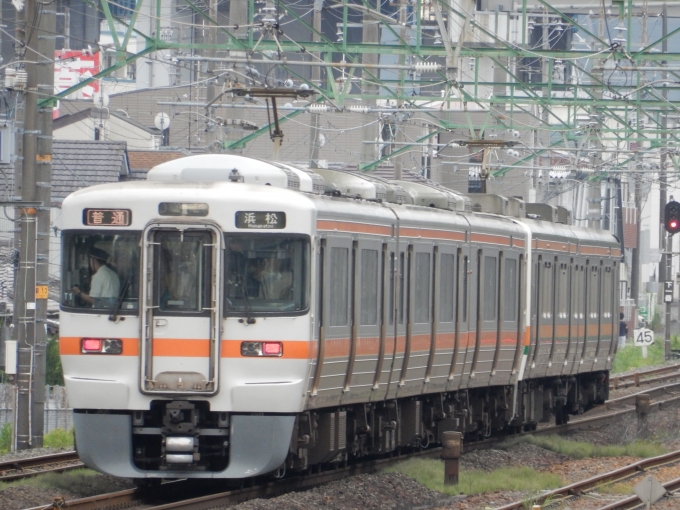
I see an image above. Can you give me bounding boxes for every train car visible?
[59,155,619,480]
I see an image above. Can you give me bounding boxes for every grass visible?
[0,468,121,497]
[386,458,563,496]
[387,435,666,499]
[0,426,75,454]
[499,435,666,459]
[611,334,680,374]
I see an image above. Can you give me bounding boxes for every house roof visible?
[127,150,187,180]
[54,108,161,136]
[52,140,129,205]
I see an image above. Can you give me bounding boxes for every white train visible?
[59,155,620,480]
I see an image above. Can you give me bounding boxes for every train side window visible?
[329,247,349,326]
[398,252,406,324]
[360,249,379,326]
[414,252,431,323]
[557,263,568,319]
[440,253,456,323]
[483,255,497,321]
[589,265,599,319]
[461,255,468,323]
[389,252,395,325]
[503,258,517,321]
[542,261,553,320]
[602,265,612,319]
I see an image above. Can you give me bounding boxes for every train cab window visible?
[225,235,310,315]
[156,232,211,313]
[414,252,431,323]
[61,232,140,312]
[483,256,497,321]
[503,258,517,321]
[360,249,379,325]
[440,253,456,323]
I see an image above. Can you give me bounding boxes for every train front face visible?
[59,181,315,479]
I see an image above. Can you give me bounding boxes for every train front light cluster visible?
[81,338,123,354]
[240,341,283,357]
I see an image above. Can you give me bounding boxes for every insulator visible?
[4,68,16,89]
[307,104,330,114]
[347,105,370,114]
[413,62,440,73]
[13,69,27,89]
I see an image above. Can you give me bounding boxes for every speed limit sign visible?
[633,328,655,347]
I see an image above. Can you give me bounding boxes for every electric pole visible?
[12,0,54,450]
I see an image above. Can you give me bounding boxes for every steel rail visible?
[0,451,82,482]
[496,450,680,510]
[23,381,680,509]
[598,476,680,509]
[611,364,680,388]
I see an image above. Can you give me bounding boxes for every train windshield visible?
[225,235,309,315]
[61,232,141,312]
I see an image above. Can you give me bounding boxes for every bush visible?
[0,423,11,453]
[43,428,74,449]
[46,335,64,386]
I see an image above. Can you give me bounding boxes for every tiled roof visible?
[52,140,129,205]
[127,150,187,172]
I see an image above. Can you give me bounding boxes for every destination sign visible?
[235,211,286,229]
[83,209,132,227]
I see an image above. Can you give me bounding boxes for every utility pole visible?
[205,0,220,150]
[309,0,322,169]
[13,0,54,450]
[661,4,671,360]
[359,1,379,168]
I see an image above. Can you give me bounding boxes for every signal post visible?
[663,200,680,360]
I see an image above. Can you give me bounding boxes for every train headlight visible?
[81,338,123,354]
[240,341,283,357]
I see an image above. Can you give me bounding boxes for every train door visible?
[371,241,398,401]
[449,247,471,391]
[562,259,577,376]
[606,261,619,361]
[572,261,587,371]
[594,261,614,370]
[470,248,500,387]
[386,243,409,400]
[492,251,520,386]
[579,260,598,373]
[458,247,477,389]
[427,244,457,392]
[310,236,353,405]
[531,256,554,378]
[397,241,433,397]
[140,224,222,395]
[548,258,569,377]
[343,238,383,403]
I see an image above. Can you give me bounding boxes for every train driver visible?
[71,247,121,307]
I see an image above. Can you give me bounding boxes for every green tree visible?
[46,335,64,386]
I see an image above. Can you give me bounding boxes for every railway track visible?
[496,449,680,509]
[0,452,81,482]
[16,363,680,509]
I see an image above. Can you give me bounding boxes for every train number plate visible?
[83,209,132,226]
[235,211,286,229]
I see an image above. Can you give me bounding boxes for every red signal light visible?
[672,221,678,229]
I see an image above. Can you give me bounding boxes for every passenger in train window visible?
[71,248,120,308]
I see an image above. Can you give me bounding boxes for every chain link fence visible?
[0,384,72,433]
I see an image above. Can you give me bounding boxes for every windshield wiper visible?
[237,273,256,325]
[109,276,131,322]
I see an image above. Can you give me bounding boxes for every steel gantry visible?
[31,1,680,182]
